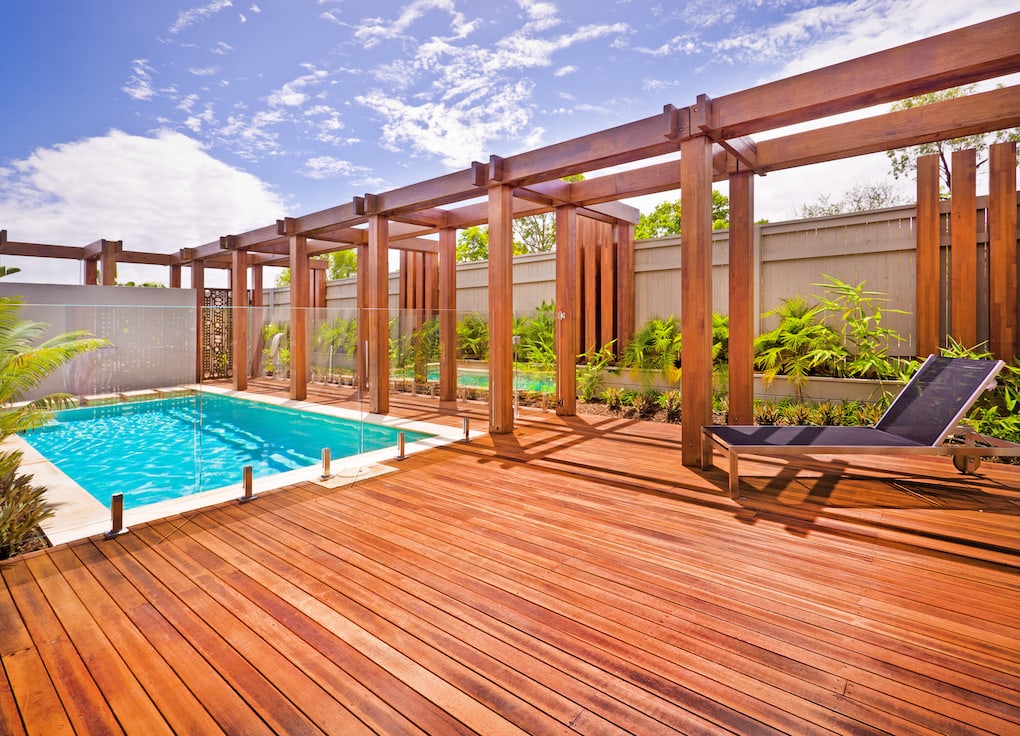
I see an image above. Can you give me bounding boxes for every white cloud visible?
[266,69,328,108]
[169,0,234,35]
[122,59,157,101]
[553,65,576,77]
[302,156,373,180]
[357,80,544,167]
[0,130,285,284]
[353,0,475,47]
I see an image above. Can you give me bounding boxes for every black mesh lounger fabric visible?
[703,425,926,449]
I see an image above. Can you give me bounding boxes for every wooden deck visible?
[2,383,1019,734]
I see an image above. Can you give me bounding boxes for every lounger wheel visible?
[953,454,981,474]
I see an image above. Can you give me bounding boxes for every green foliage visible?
[712,312,729,364]
[657,388,682,422]
[0,451,52,559]
[513,214,556,254]
[261,322,289,373]
[630,390,659,419]
[621,316,682,384]
[940,339,1020,446]
[886,85,1020,193]
[635,191,729,239]
[0,297,110,438]
[577,342,616,402]
[601,387,623,413]
[0,294,107,559]
[456,226,490,262]
[328,250,357,280]
[409,318,440,383]
[754,276,912,399]
[513,301,557,370]
[316,316,358,376]
[811,274,913,380]
[456,313,489,361]
[753,296,841,401]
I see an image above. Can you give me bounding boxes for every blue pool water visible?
[19,393,431,509]
[395,368,555,392]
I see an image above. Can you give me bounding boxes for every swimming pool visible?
[19,392,432,510]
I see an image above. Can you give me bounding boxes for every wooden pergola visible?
[4,13,1020,468]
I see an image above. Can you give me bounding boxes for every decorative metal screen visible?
[202,288,232,380]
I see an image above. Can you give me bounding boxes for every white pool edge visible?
[16,385,481,546]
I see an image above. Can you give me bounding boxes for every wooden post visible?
[915,154,941,357]
[583,218,598,352]
[367,215,389,414]
[438,228,457,402]
[250,264,264,378]
[950,148,978,348]
[289,234,309,401]
[100,240,120,286]
[615,222,635,358]
[84,259,98,285]
[356,244,368,390]
[488,184,514,433]
[556,204,578,416]
[169,264,182,288]
[727,168,755,426]
[192,259,205,382]
[989,142,1018,361]
[231,249,248,391]
[680,135,714,467]
[600,221,616,351]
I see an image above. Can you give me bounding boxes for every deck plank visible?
[0,387,1017,734]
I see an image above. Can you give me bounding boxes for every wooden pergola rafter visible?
[4,12,1019,464]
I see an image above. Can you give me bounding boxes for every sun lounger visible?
[703,355,1020,497]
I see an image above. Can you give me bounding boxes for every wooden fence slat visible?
[950,148,978,347]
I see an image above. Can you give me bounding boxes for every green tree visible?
[513,213,556,254]
[274,257,331,287]
[796,181,907,219]
[635,190,729,239]
[327,250,357,280]
[886,85,1020,192]
[456,226,490,262]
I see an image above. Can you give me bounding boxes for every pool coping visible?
[10,385,481,546]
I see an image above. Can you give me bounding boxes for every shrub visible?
[658,389,682,422]
[0,451,53,559]
[577,342,616,402]
[601,387,623,413]
[631,391,659,419]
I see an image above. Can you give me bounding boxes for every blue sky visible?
[1,0,1016,285]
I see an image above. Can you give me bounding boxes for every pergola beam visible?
[706,11,1020,139]
[757,85,1020,172]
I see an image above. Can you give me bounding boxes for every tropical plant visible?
[410,318,440,383]
[940,338,1020,447]
[753,400,782,425]
[601,387,623,413]
[658,388,682,422]
[316,316,358,379]
[630,391,659,419]
[0,295,108,558]
[753,296,841,401]
[811,274,911,380]
[621,316,683,385]
[577,341,616,402]
[0,297,110,437]
[456,313,489,361]
[0,451,52,559]
[514,301,557,370]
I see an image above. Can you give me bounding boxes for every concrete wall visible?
[0,283,197,399]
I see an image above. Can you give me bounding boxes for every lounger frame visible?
[703,356,1020,497]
